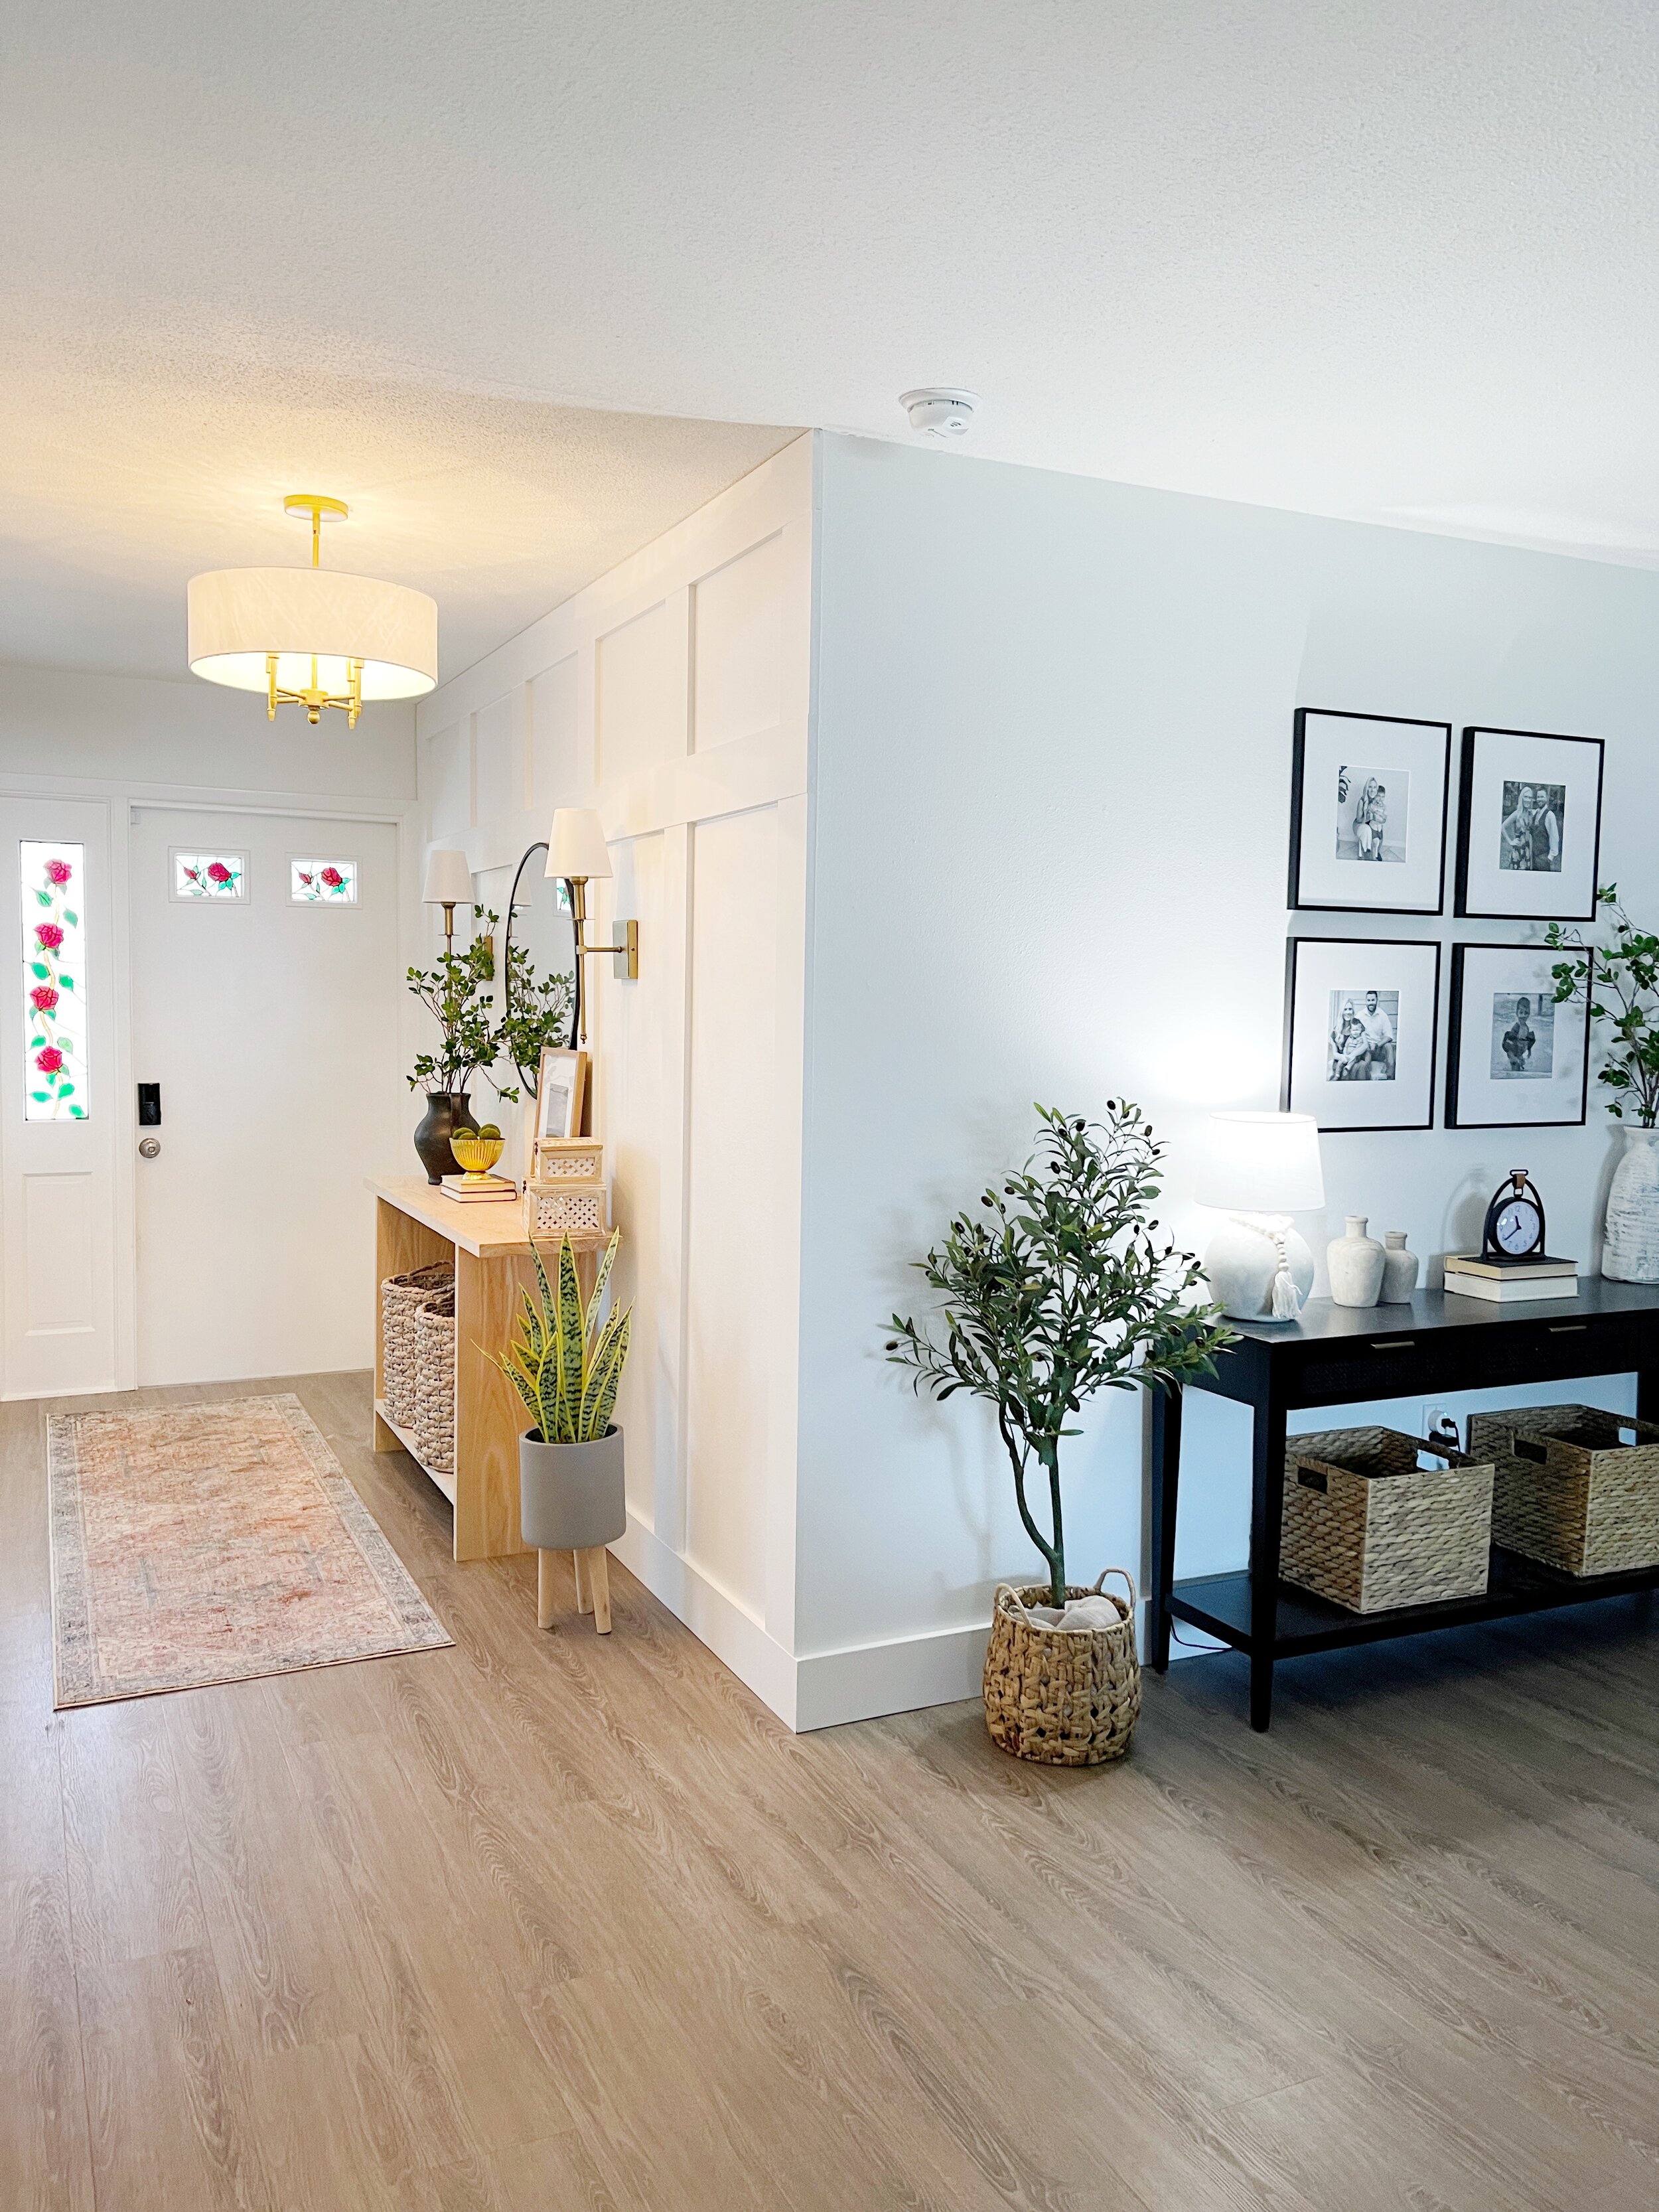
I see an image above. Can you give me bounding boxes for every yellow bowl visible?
[451,1130,505,1178]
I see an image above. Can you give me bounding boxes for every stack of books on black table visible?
[1442,1253,1578,1303]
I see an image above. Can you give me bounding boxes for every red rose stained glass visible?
[21,841,88,1120]
[289,857,358,905]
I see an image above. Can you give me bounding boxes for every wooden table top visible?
[366,1175,610,1260]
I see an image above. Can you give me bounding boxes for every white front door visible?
[0,796,119,1396]
[129,807,405,1385]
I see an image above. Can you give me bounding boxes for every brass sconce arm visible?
[563,873,640,1043]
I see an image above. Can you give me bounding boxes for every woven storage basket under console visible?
[1467,1404,1659,1577]
[412,1290,457,1475]
[380,1262,453,1428]
[981,1572,1140,1765]
[1282,1427,1494,1613]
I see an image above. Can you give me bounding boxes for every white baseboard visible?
[612,1514,800,1728]
[612,1536,1218,1732]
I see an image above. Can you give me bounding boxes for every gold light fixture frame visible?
[267,495,362,727]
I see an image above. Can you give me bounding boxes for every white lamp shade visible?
[1197,1111,1325,1214]
[187,566,438,701]
[545,808,612,880]
[422,848,474,905]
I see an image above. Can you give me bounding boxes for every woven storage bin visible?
[532,1138,605,1179]
[380,1262,453,1427]
[1467,1404,1659,1576]
[526,1177,610,1238]
[1282,1427,1494,1613]
[412,1290,456,1475]
[982,1571,1140,1765]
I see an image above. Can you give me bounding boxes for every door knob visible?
[139,1136,161,1159]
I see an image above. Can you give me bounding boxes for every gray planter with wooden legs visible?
[520,1425,625,1632]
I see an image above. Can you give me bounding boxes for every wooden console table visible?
[1149,1279,1659,1730]
[368,1177,607,1564]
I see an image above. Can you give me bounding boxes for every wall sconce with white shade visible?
[187,494,438,727]
[422,848,474,954]
[546,808,640,1044]
[1196,1110,1325,1322]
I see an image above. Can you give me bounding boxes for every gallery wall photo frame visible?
[1453,725,1605,922]
[1287,708,1452,915]
[1445,942,1591,1130]
[1283,935,1442,1132]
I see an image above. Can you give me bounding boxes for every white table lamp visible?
[1198,1111,1325,1322]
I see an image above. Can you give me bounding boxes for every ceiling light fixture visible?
[899,388,979,439]
[186,494,439,727]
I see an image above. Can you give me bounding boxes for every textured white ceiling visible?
[6,1,1659,681]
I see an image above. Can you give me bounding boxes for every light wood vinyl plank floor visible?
[6,1370,1659,2211]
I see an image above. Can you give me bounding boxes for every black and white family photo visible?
[1488,990,1554,1080]
[1327,988,1398,1082]
[1334,765,1407,864]
[1497,778,1564,873]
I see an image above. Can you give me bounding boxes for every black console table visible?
[1148,1279,1659,1730]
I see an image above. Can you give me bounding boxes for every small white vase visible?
[1603,1127,1659,1283]
[1327,1215,1386,1307]
[1203,1215,1315,1322]
[1380,1230,1419,1303]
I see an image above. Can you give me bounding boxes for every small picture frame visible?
[535,1046,588,1142]
[287,856,360,905]
[1288,709,1452,914]
[1283,936,1442,1132]
[1445,942,1590,1130]
[1453,727,1605,921]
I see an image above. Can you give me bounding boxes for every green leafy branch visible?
[1548,885,1659,1127]
[885,1102,1234,1605]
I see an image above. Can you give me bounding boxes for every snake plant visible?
[492,1231,631,1443]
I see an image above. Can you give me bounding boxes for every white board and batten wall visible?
[416,434,814,1720]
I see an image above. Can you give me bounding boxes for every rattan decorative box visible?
[1467,1404,1659,1577]
[531,1138,605,1181]
[1281,1426,1494,1613]
[525,1176,610,1240]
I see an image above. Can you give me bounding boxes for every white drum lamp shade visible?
[545,808,612,879]
[186,567,438,701]
[1198,1112,1325,1324]
[422,849,474,906]
[1197,1112,1325,1214]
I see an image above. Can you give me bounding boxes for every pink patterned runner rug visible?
[48,1392,451,1708]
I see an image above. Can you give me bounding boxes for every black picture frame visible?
[1287,707,1452,915]
[1281,935,1443,1133]
[1444,941,1592,1131]
[1453,725,1605,922]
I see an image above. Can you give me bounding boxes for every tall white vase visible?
[1327,1215,1386,1307]
[1603,1127,1659,1283]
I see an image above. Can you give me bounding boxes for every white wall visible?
[415,437,814,1719]
[798,433,1659,1714]
[0,664,417,799]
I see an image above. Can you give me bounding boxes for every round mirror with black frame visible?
[501,843,578,1097]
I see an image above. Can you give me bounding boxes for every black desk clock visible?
[1479,1169,1548,1262]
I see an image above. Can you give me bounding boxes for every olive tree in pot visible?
[492,1232,632,1631]
[887,1103,1233,1764]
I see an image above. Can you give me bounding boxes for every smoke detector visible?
[899,388,978,440]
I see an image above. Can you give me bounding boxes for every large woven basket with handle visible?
[982,1570,1140,1766]
[1467,1404,1659,1576]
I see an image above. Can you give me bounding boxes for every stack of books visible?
[440,1172,519,1205]
[1442,1253,1578,1303]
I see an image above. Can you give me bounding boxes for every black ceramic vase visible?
[413,1091,480,1185]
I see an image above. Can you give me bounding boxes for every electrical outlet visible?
[1423,1404,1463,1453]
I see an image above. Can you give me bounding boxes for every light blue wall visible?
[800,431,1659,1665]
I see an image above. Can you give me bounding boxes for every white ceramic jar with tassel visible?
[1327,1216,1386,1307]
[1603,1127,1659,1282]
